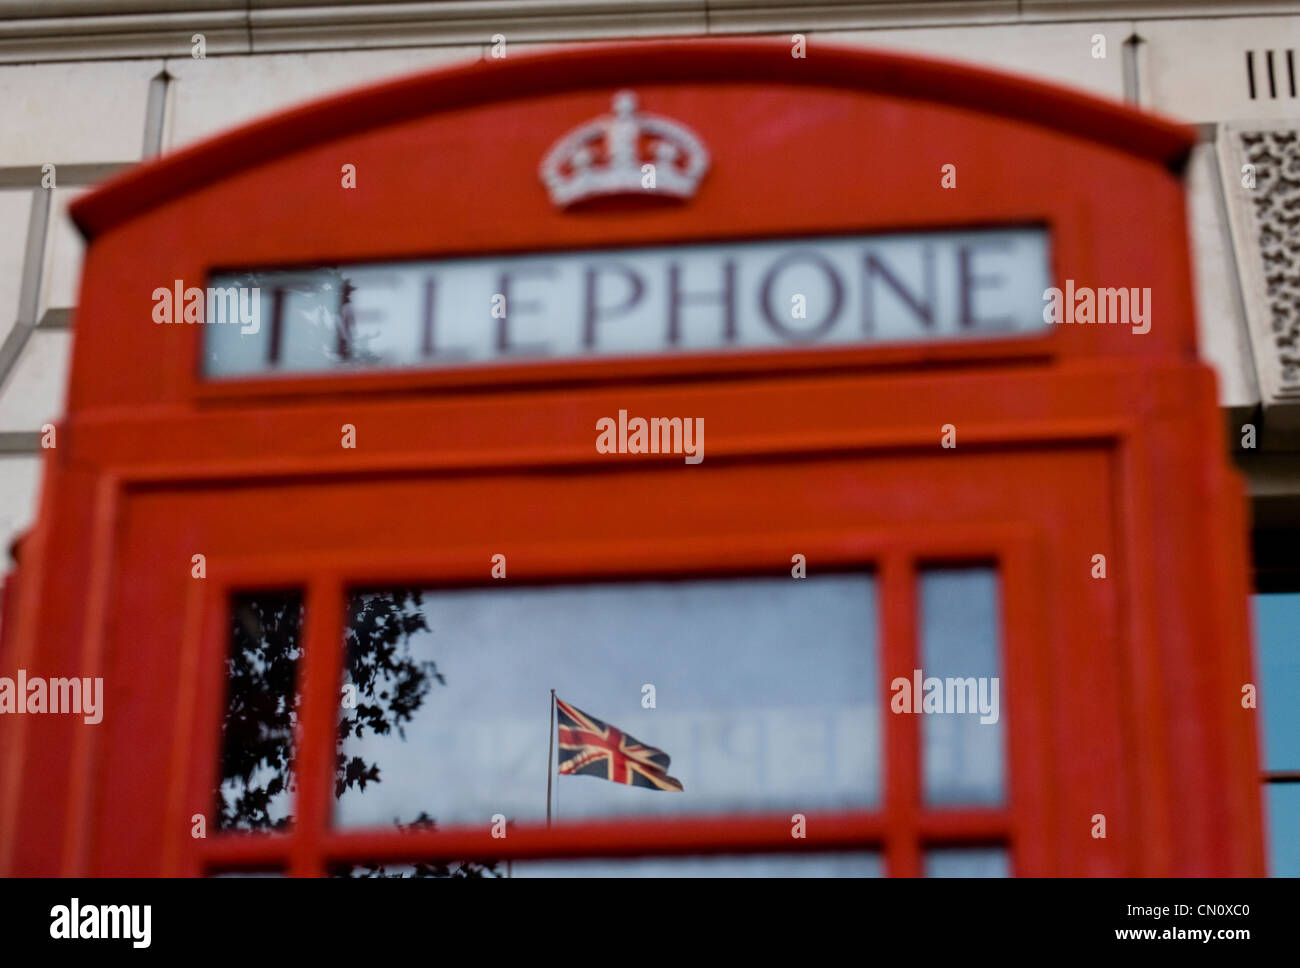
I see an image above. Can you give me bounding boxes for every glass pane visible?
[1266,784,1300,877]
[329,852,881,878]
[203,227,1051,379]
[332,860,503,879]
[512,852,885,877]
[330,814,502,878]
[918,567,1004,806]
[924,847,1009,877]
[333,576,880,830]
[1255,592,1300,770]
[215,590,304,832]
[208,871,286,878]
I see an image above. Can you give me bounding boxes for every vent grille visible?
[1246,49,1298,99]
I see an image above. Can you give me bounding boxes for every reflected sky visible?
[920,568,1004,806]
[335,575,882,828]
[512,852,885,877]
[924,847,1009,877]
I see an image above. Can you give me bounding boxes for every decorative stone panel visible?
[1219,122,1300,433]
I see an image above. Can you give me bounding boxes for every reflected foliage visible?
[337,589,442,798]
[334,813,500,879]
[216,588,498,877]
[217,591,304,831]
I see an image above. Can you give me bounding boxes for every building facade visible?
[0,0,1297,876]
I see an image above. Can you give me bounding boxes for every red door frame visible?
[0,39,1263,875]
[181,495,1052,877]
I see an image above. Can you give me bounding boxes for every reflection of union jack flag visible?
[555,697,684,792]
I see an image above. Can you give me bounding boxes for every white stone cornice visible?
[1,0,1299,63]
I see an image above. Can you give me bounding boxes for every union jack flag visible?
[555,697,684,792]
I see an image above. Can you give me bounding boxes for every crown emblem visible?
[539,90,710,208]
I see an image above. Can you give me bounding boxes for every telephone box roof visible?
[69,38,1196,242]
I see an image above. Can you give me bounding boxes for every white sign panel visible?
[202,227,1050,378]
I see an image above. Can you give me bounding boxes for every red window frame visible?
[190,532,1046,878]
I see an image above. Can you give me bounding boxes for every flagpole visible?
[546,689,555,828]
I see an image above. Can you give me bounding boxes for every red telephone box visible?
[0,40,1263,876]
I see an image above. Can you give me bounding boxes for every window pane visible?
[333,576,881,829]
[1266,784,1300,877]
[203,228,1050,379]
[208,871,286,878]
[329,852,882,878]
[329,815,502,878]
[215,590,304,832]
[1255,592,1300,770]
[333,860,502,879]
[919,567,1004,806]
[512,852,885,877]
[924,847,1009,877]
